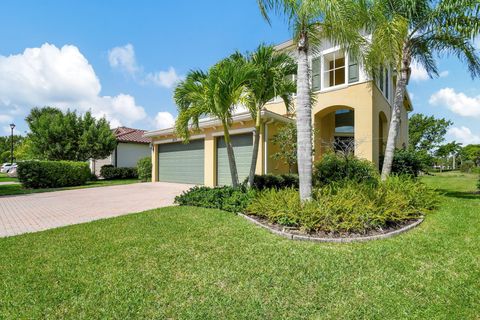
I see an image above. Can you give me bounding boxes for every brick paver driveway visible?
[0,182,192,237]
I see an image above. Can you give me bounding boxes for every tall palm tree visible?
[174,57,254,187]
[241,44,297,187]
[363,0,480,180]
[258,0,367,200]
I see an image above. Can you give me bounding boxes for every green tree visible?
[271,122,298,173]
[239,44,296,186]
[0,135,24,163]
[258,0,367,200]
[26,107,116,161]
[435,141,462,171]
[409,114,453,153]
[363,0,480,180]
[460,144,480,166]
[174,57,255,187]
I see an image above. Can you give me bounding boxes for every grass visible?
[0,173,478,319]
[0,178,141,196]
[0,172,18,183]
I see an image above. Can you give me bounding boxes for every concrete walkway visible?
[0,182,192,238]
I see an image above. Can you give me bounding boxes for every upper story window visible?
[323,50,346,88]
[377,67,391,102]
[311,50,359,92]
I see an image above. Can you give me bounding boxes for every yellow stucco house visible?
[144,39,412,186]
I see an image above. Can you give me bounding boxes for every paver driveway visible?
[0,182,192,237]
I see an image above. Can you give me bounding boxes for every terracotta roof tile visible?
[113,127,151,144]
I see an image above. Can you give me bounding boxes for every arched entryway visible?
[314,105,355,160]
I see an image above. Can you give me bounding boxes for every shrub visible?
[247,176,438,234]
[175,186,256,213]
[460,160,475,173]
[246,174,299,190]
[17,160,91,189]
[137,157,152,182]
[389,149,426,177]
[477,176,480,192]
[100,165,138,180]
[313,153,379,186]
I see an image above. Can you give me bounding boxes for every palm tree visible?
[174,57,254,187]
[241,44,297,187]
[363,0,480,180]
[257,0,368,200]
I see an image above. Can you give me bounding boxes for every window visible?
[348,52,359,83]
[323,50,345,88]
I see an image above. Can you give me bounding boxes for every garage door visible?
[216,133,253,186]
[158,139,204,184]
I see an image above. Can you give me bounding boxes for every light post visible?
[9,123,15,164]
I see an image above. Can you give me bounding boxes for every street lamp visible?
[9,123,15,164]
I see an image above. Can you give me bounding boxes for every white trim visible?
[153,134,205,145]
[212,127,254,137]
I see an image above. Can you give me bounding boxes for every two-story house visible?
[144,39,412,186]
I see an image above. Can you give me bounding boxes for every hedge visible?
[17,161,91,189]
[100,165,138,180]
[246,174,299,190]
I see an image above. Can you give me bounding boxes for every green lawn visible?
[0,172,18,183]
[0,173,478,319]
[0,178,141,196]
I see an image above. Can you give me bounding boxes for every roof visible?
[143,110,293,138]
[113,127,151,144]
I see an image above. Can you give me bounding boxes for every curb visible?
[238,213,424,243]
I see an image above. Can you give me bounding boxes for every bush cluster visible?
[17,160,91,189]
[477,176,480,192]
[137,157,152,182]
[246,174,299,190]
[313,153,379,186]
[100,165,138,180]
[175,186,256,213]
[246,176,438,234]
[390,149,426,177]
[460,160,475,173]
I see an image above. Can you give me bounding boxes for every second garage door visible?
[216,133,253,186]
[158,139,204,184]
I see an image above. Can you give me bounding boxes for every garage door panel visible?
[159,139,204,184]
[217,133,253,186]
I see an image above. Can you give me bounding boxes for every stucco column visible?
[354,106,374,161]
[204,133,216,187]
[152,144,159,182]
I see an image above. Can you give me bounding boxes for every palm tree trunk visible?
[296,36,313,201]
[248,108,262,187]
[222,123,239,187]
[381,55,410,181]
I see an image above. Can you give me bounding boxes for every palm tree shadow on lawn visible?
[436,189,480,200]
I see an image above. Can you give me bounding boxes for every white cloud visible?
[439,70,449,78]
[410,61,429,82]
[146,67,182,88]
[429,88,480,118]
[0,114,13,123]
[0,43,147,127]
[154,111,175,129]
[108,44,182,89]
[447,126,480,145]
[108,44,139,76]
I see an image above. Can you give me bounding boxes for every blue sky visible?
[0,1,479,145]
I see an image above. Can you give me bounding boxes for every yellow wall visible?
[266,122,291,175]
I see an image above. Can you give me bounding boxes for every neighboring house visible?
[90,127,151,176]
[144,39,412,186]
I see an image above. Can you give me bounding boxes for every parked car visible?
[1,163,16,173]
